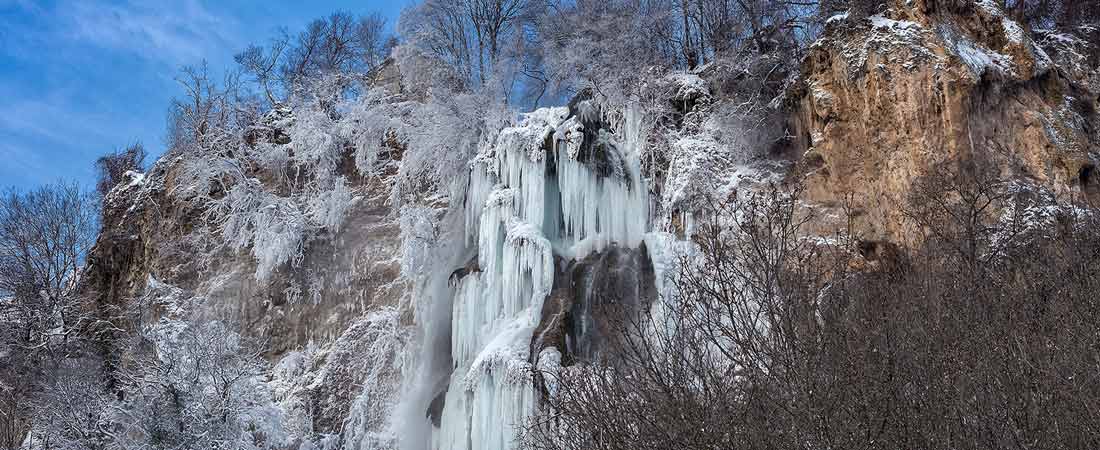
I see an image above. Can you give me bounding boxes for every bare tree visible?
[235,33,291,105]
[467,0,533,82]
[402,0,535,88]
[166,62,243,155]
[402,0,478,84]
[110,317,270,450]
[237,11,390,102]
[0,181,98,449]
[0,182,98,351]
[525,169,1100,449]
[23,358,114,450]
[524,188,843,450]
[355,13,391,75]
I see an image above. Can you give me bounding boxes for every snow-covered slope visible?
[69,2,1099,449]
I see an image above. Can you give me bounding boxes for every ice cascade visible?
[433,104,650,450]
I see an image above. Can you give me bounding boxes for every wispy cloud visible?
[0,142,47,177]
[0,0,405,189]
[52,0,241,68]
[0,85,136,186]
[0,0,243,188]
[1,0,242,69]
[0,90,114,148]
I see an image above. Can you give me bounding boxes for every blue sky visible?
[0,0,406,191]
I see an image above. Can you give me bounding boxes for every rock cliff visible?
[71,1,1099,448]
[789,1,1099,241]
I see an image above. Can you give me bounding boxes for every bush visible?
[523,165,1100,450]
[95,143,147,197]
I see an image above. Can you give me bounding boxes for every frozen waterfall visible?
[432,104,650,450]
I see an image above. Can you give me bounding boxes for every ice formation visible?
[434,104,650,450]
[555,152,647,258]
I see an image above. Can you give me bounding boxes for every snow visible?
[1034,28,1091,78]
[661,136,720,222]
[1001,17,1025,44]
[535,347,563,397]
[520,106,571,129]
[494,107,568,164]
[945,30,1016,78]
[825,11,939,79]
[123,170,145,187]
[988,182,1095,250]
[305,177,355,232]
[869,15,920,32]
[665,72,710,102]
[975,0,999,14]
[439,102,653,450]
[810,80,833,104]
[339,308,414,450]
[826,12,849,25]
[553,116,585,159]
[216,182,307,281]
[1040,32,1084,45]
[973,0,1024,44]
[400,204,444,281]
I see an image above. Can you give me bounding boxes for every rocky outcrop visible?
[85,148,407,355]
[79,102,415,440]
[790,1,1099,242]
[533,246,656,368]
[70,4,1100,446]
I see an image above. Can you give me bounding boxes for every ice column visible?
[438,104,649,450]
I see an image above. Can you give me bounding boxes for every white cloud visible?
[1,0,234,68]
[59,0,242,66]
[0,94,112,149]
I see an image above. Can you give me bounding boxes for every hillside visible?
[3,1,1099,449]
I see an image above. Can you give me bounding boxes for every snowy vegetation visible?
[1,1,1099,450]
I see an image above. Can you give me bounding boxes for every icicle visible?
[495,145,546,226]
[451,273,484,368]
[435,360,537,450]
[554,148,648,259]
[440,273,546,450]
[501,218,554,316]
[465,163,496,247]
[441,104,650,450]
[467,369,536,450]
[478,186,515,282]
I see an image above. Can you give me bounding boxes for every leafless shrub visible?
[95,143,146,198]
[524,188,847,450]
[525,165,1100,449]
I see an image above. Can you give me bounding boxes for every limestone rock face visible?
[791,2,1099,241]
[85,149,407,355]
[80,104,414,439]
